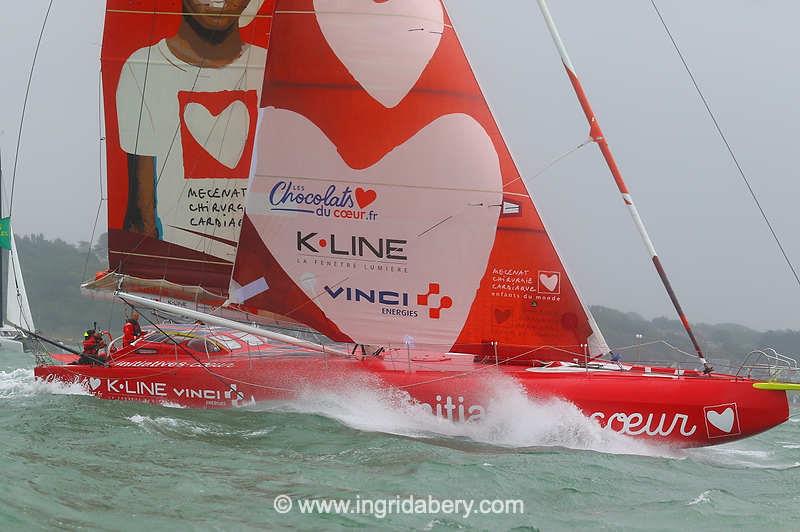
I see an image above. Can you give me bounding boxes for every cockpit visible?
[111,326,271,358]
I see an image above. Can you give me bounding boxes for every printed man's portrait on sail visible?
[116,0,267,261]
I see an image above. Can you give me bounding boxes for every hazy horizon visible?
[2,1,798,330]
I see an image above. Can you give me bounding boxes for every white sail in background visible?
[6,229,34,331]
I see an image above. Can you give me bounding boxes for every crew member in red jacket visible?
[123,311,143,347]
[71,329,109,365]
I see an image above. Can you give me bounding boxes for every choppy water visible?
[2,351,799,531]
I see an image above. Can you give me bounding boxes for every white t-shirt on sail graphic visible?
[116,38,266,261]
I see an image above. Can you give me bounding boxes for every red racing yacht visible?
[35,0,795,447]
[40,323,789,447]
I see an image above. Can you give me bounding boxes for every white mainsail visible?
[5,228,35,331]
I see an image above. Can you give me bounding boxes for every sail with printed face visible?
[89,0,273,305]
[229,0,608,361]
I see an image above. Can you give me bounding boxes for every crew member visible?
[72,329,108,365]
[123,311,143,347]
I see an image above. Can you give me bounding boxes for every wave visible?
[127,414,274,439]
[687,490,712,505]
[688,443,800,470]
[247,373,676,457]
[0,368,90,399]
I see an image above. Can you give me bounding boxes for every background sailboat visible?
[0,153,35,352]
[0,227,37,352]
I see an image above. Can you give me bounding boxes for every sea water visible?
[1,350,798,531]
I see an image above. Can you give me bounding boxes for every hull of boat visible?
[34,351,788,448]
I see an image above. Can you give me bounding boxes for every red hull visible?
[35,339,788,448]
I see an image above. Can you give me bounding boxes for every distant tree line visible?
[15,232,120,342]
[590,306,799,368]
[12,233,800,362]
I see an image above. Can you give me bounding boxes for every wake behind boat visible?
[35,0,795,448]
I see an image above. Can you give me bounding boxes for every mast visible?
[535,0,712,373]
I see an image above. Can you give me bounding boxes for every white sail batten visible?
[116,291,351,358]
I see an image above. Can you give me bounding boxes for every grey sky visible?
[1,1,798,330]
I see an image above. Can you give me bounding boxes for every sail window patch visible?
[501,200,521,216]
[229,277,269,304]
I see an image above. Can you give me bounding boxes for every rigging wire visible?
[117,4,161,267]
[10,0,55,214]
[83,72,108,282]
[649,0,800,290]
[2,0,54,353]
[120,30,208,287]
[504,137,593,190]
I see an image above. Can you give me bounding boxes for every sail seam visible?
[275,10,452,28]
[106,10,272,19]
[109,251,231,266]
[253,174,501,194]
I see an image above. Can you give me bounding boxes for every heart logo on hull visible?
[88,377,102,391]
[706,408,735,433]
[314,0,444,108]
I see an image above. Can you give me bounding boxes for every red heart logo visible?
[494,308,512,324]
[355,187,377,209]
